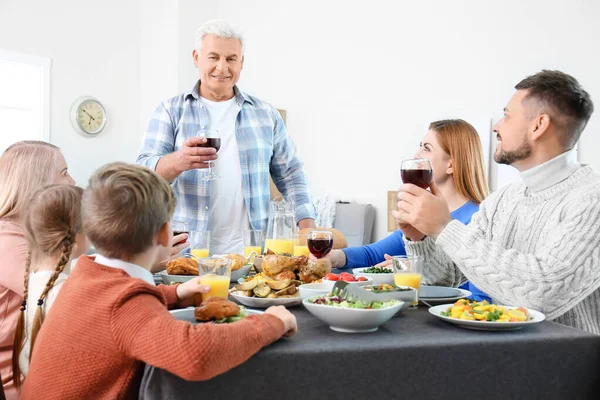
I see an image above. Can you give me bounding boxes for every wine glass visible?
[307,230,333,259]
[198,129,221,180]
[243,230,264,260]
[172,220,188,245]
[401,158,433,189]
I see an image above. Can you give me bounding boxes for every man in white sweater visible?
[395,70,600,334]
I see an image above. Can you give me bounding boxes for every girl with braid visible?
[11,185,90,386]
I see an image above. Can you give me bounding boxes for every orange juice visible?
[264,239,294,255]
[199,274,230,301]
[191,248,209,258]
[293,245,310,257]
[244,246,262,258]
[394,272,422,307]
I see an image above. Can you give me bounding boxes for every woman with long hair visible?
[0,141,74,399]
[326,119,491,300]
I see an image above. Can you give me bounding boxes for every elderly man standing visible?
[394,70,600,334]
[137,19,316,254]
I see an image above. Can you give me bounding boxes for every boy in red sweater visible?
[22,163,297,399]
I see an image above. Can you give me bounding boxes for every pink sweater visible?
[0,219,28,400]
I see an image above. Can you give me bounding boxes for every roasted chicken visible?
[222,254,248,271]
[166,257,199,275]
[194,297,240,321]
[298,258,332,283]
[262,254,308,277]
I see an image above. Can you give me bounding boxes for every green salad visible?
[362,266,393,274]
[309,295,398,309]
[214,306,249,323]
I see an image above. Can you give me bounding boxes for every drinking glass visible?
[307,230,333,259]
[198,129,221,180]
[392,255,423,309]
[243,230,264,259]
[293,233,310,257]
[197,257,232,301]
[172,220,188,245]
[190,231,210,259]
[401,158,433,189]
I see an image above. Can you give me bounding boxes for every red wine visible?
[401,169,433,189]
[199,138,221,152]
[173,231,188,245]
[307,238,333,258]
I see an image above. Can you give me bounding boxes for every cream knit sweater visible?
[406,149,600,334]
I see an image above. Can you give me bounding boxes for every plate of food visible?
[230,253,333,308]
[160,254,253,284]
[303,295,406,333]
[353,266,395,285]
[428,299,545,331]
[170,298,263,324]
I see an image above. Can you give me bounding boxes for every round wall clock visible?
[70,96,107,137]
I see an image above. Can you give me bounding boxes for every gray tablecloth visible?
[139,307,600,400]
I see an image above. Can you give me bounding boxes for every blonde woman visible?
[326,119,491,300]
[0,141,73,399]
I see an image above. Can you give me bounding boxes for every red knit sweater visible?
[22,256,285,399]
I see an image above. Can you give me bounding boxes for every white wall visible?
[140,0,179,133]
[177,0,600,241]
[0,0,141,186]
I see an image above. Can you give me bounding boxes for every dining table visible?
[139,305,600,400]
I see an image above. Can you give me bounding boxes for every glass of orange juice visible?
[197,257,232,301]
[293,233,310,257]
[392,256,423,309]
[243,230,264,260]
[190,231,210,259]
[264,238,294,255]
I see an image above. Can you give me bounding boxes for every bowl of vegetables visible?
[353,266,395,285]
[303,295,405,333]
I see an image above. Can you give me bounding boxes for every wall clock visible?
[70,96,107,137]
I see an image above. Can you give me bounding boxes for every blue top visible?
[342,201,490,302]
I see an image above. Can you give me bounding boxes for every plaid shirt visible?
[136,81,316,232]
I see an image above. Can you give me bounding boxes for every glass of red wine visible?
[172,220,188,245]
[401,158,433,189]
[307,230,334,259]
[199,129,221,180]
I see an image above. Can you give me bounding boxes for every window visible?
[0,49,50,152]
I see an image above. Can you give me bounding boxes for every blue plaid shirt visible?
[136,81,316,232]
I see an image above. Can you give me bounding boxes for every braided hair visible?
[11,185,83,389]
[11,251,32,389]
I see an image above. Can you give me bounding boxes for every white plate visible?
[303,297,407,333]
[419,286,462,298]
[170,307,263,323]
[428,304,545,331]
[229,288,303,308]
[420,289,472,304]
[159,270,197,284]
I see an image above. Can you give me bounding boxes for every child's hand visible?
[176,278,210,307]
[265,306,298,337]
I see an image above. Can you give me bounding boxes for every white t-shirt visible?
[201,96,251,254]
[19,268,70,376]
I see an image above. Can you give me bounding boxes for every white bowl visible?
[303,297,406,333]
[321,276,373,289]
[230,263,253,282]
[299,283,332,300]
[352,267,395,285]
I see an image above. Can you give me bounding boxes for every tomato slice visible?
[324,273,339,281]
[356,276,367,282]
[340,275,356,282]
